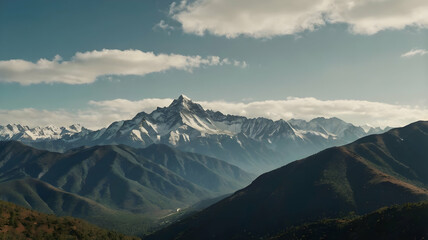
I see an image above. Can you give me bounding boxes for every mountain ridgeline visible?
[147,121,428,240]
[0,95,388,174]
[0,141,254,235]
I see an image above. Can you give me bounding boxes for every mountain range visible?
[147,121,428,240]
[0,141,253,235]
[0,123,89,141]
[0,95,389,174]
[0,96,424,238]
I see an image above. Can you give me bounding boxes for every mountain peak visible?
[167,95,206,114]
[171,94,192,105]
[178,94,191,101]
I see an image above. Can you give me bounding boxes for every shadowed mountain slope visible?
[270,201,428,240]
[0,141,253,235]
[146,121,428,240]
[0,141,253,213]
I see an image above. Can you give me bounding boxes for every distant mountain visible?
[146,121,428,240]
[1,95,388,174]
[359,123,391,134]
[289,117,367,140]
[0,141,253,234]
[0,177,158,236]
[0,200,139,240]
[270,201,428,240]
[0,178,113,217]
[0,123,90,142]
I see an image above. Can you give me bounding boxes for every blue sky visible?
[0,0,427,128]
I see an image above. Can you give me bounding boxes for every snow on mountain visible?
[85,95,307,150]
[0,124,91,142]
[88,95,247,146]
[288,117,368,142]
[0,95,390,174]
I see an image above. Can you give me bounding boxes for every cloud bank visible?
[0,98,173,130]
[401,49,428,58]
[0,49,246,85]
[198,98,428,128]
[170,0,428,38]
[1,97,427,129]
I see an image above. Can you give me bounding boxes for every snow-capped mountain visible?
[0,124,90,142]
[288,117,367,140]
[0,95,389,174]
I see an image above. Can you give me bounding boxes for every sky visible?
[0,0,427,129]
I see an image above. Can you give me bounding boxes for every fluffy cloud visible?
[170,0,428,38]
[0,108,81,128]
[401,49,428,58]
[0,98,173,130]
[0,49,245,85]
[0,108,118,130]
[1,97,427,129]
[198,97,428,128]
[88,98,173,117]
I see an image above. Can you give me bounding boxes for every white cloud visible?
[170,0,428,38]
[0,49,244,85]
[401,48,428,58]
[153,20,175,34]
[1,97,427,129]
[197,97,428,128]
[0,108,80,128]
[88,98,173,117]
[0,98,173,130]
[154,20,175,31]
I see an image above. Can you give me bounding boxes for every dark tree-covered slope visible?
[147,121,428,240]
